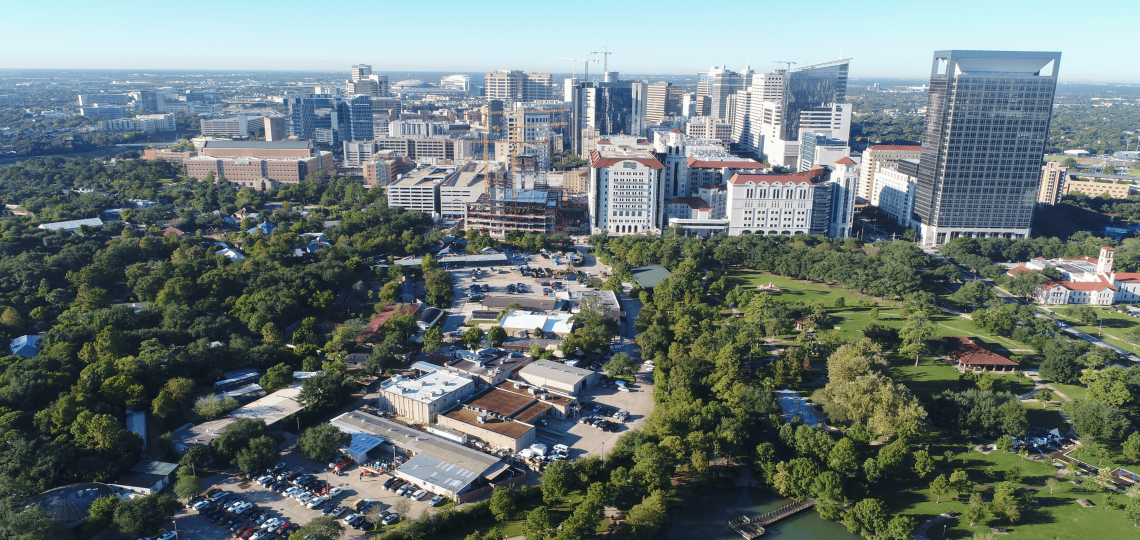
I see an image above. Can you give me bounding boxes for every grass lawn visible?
[889,355,1034,398]
[878,438,1140,540]
[726,270,886,307]
[1022,401,1071,432]
[1051,306,1140,355]
[1049,382,1088,402]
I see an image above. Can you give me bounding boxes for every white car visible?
[297,492,315,504]
[329,505,347,518]
[327,487,344,498]
[342,513,358,525]
[260,518,280,530]
[256,475,274,484]
[192,501,211,511]
[307,495,329,509]
[411,489,428,501]
[283,486,301,497]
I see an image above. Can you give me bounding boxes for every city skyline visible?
[3,0,1137,83]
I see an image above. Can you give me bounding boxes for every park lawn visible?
[1051,306,1140,356]
[828,308,903,341]
[725,270,885,307]
[1022,401,1071,433]
[931,315,1033,352]
[889,354,1033,398]
[883,440,1140,540]
[1049,382,1088,402]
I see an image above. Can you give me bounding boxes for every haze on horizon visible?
[3,0,1135,84]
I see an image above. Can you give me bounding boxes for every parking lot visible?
[172,448,439,539]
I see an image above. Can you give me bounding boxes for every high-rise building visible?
[286,94,341,145]
[346,63,390,98]
[485,70,553,102]
[441,75,473,92]
[340,95,374,142]
[589,138,665,236]
[263,117,287,141]
[568,77,647,154]
[750,61,850,168]
[1036,161,1067,206]
[913,50,1061,246]
[697,64,752,120]
[646,82,683,125]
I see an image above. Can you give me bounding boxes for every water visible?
[660,487,860,540]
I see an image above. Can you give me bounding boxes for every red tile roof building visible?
[947,337,1020,372]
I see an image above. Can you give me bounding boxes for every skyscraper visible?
[340,95,374,142]
[697,65,751,120]
[286,94,341,145]
[646,82,683,125]
[913,50,1061,246]
[347,63,390,98]
[754,60,850,168]
[484,70,554,102]
[568,76,647,154]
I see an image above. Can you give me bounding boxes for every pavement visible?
[775,389,826,427]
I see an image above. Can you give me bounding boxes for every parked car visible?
[308,495,329,509]
[329,505,347,518]
[342,513,359,525]
[382,513,400,525]
[429,495,446,507]
[411,489,428,501]
[327,487,344,498]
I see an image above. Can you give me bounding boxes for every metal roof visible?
[38,217,104,231]
[519,360,593,386]
[631,265,672,288]
[203,140,311,149]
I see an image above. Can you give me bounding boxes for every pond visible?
[659,487,860,540]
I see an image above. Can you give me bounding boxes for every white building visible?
[858,145,922,202]
[376,370,477,424]
[441,74,473,92]
[588,141,665,236]
[1015,247,1140,305]
[439,162,488,220]
[389,120,449,138]
[200,115,249,137]
[870,159,920,227]
[387,164,459,215]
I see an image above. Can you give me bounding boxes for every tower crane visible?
[558,56,598,84]
[772,60,798,71]
[589,47,652,76]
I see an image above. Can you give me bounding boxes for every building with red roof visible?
[588,146,665,236]
[946,337,1020,372]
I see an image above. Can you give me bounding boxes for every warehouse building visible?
[376,370,476,424]
[517,359,598,396]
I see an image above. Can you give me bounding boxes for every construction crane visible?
[772,60,798,71]
[589,47,652,76]
[558,56,598,84]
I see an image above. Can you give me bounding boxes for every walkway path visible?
[913,513,952,540]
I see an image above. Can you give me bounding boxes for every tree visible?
[173,475,203,500]
[950,470,972,498]
[423,326,443,353]
[194,394,240,420]
[86,495,120,532]
[863,458,881,483]
[490,487,516,522]
[180,445,209,476]
[487,325,507,348]
[234,435,278,474]
[541,459,571,507]
[996,434,1015,453]
[1064,400,1130,443]
[298,371,352,413]
[626,490,668,537]
[462,327,485,350]
[1124,432,1140,463]
[261,322,284,346]
[884,515,916,540]
[773,458,821,500]
[291,516,345,540]
[990,482,1021,522]
[963,493,988,527]
[1045,477,1060,496]
[524,506,552,540]
[604,353,636,378]
[113,493,181,537]
[298,423,352,463]
[829,438,859,474]
[899,314,937,366]
[913,449,934,478]
[929,474,950,503]
[844,498,887,539]
[951,279,997,310]
[211,418,269,462]
[260,362,296,394]
[1007,269,1044,300]
[1126,496,1140,527]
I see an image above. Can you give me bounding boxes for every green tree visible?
[180,445,209,476]
[462,327,486,350]
[541,460,571,508]
[1045,476,1060,496]
[843,498,887,539]
[828,438,859,474]
[490,487,516,522]
[1007,269,1044,301]
[298,370,352,413]
[863,458,881,483]
[884,515,916,540]
[1124,432,1140,463]
[604,353,636,378]
[173,475,203,500]
[834,296,846,308]
[899,314,937,366]
[1125,496,1140,527]
[261,322,284,346]
[929,474,950,503]
[234,435,279,474]
[86,495,120,532]
[524,506,552,540]
[291,516,345,540]
[298,423,352,463]
[626,490,668,537]
[963,493,988,527]
[423,326,444,353]
[210,418,269,462]
[913,449,934,478]
[950,470,972,498]
[112,493,181,537]
[260,362,296,394]
[488,325,507,348]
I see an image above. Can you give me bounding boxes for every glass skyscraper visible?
[782,60,849,141]
[913,50,1061,246]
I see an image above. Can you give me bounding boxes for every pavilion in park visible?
[946,336,1020,372]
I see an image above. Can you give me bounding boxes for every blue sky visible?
[3,0,1134,83]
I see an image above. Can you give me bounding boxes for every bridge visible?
[728,498,817,539]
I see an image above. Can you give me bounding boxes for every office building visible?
[285,94,340,145]
[376,371,476,424]
[646,82,683,125]
[798,132,851,173]
[98,113,176,133]
[143,149,197,163]
[263,117,287,141]
[346,63,390,98]
[686,116,733,144]
[1036,161,1067,205]
[388,119,449,138]
[80,106,125,119]
[725,167,831,236]
[200,115,249,137]
[183,140,335,188]
[697,64,752,120]
[588,140,665,236]
[517,360,598,397]
[485,70,553,102]
[373,137,456,161]
[78,94,132,106]
[340,95,374,142]
[362,152,412,188]
[871,159,920,227]
[131,91,163,112]
[568,76,648,153]
[1064,179,1134,199]
[387,164,461,214]
[440,162,489,220]
[441,74,473,92]
[858,145,922,201]
[913,50,1061,246]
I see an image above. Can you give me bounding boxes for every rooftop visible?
[443,407,534,438]
[631,265,672,288]
[947,337,1020,367]
[464,387,537,417]
[498,311,574,334]
[203,140,311,149]
[685,157,763,169]
[519,359,594,386]
[447,348,531,379]
[668,197,711,210]
[26,483,115,527]
[590,149,664,169]
[38,217,104,231]
[379,371,474,404]
[392,165,458,188]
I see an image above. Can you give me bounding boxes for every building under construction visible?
[465,170,558,237]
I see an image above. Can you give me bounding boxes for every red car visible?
[334,458,355,471]
[240,529,254,539]
[232,525,249,538]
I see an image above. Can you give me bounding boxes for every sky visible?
[3,0,1136,83]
